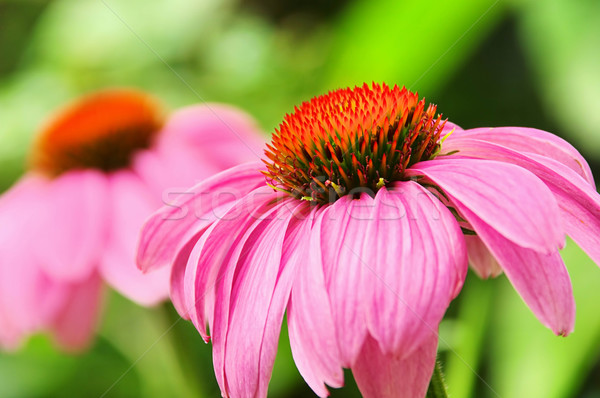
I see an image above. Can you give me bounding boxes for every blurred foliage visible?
[515,0,600,154]
[1,0,600,397]
[489,239,600,398]
[324,0,504,94]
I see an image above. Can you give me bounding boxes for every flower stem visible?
[426,360,449,398]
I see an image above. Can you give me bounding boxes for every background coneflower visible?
[0,88,264,351]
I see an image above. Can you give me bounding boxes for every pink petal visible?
[408,158,564,253]
[169,229,205,319]
[0,175,46,331]
[136,161,265,272]
[102,243,171,305]
[0,251,37,348]
[364,184,467,356]
[459,204,575,335]
[0,173,47,213]
[465,236,503,279]
[318,195,373,366]
[222,201,309,398]
[442,137,600,267]
[209,191,293,397]
[529,155,600,267]
[446,126,594,187]
[159,104,265,170]
[35,170,109,282]
[50,271,104,352]
[183,225,217,336]
[0,175,70,337]
[0,305,21,350]
[0,269,69,351]
[441,121,463,137]
[352,333,438,398]
[132,143,220,198]
[132,104,264,197]
[186,187,279,343]
[183,186,278,390]
[288,208,344,397]
[410,157,573,334]
[100,171,169,306]
[0,246,67,339]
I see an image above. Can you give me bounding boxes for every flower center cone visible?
[263,83,446,204]
[30,89,165,176]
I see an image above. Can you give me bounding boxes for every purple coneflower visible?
[0,89,264,350]
[138,83,600,397]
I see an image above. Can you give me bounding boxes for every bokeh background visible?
[1,0,600,397]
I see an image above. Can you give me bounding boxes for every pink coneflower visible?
[0,89,264,351]
[138,83,600,397]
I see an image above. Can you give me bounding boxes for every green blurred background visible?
[1,0,600,397]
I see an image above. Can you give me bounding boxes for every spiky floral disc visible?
[31,89,164,176]
[263,83,446,203]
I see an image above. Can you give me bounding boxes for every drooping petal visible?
[100,171,169,306]
[136,161,265,272]
[352,333,438,398]
[208,190,293,397]
[182,186,278,392]
[0,246,68,344]
[185,187,278,344]
[446,126,594,187]
[458,204,575,335]
[0,175,98,348]
[0,255,69,350]
[222,201,311,398]
[183,225,217,337]
[318,195,373,367]
[441,137,600,267]
[50,271,104,351]
[410,157,574,333]
[288,208,344,397]
[169,229,205,320]
[35,170,109,282]
[408,158,564,253]
[364,184,467,356]
[0,175,49,334]
[531,155,600,267]
[465,235,503,279]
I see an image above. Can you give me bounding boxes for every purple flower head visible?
[138,83,600,397]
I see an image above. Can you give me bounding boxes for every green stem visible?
[426,360,449,398]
